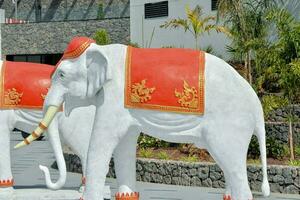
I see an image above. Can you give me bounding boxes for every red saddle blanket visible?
[125,47,205,115]
[0,61,54,110]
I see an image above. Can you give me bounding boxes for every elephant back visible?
[0,61,54,110]
[125,46,205,115]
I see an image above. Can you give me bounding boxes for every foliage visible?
[295,145,300,156]
[157,151,171,160]
[160,5,228,49]
[247,159,261,165]
[217,0,277,84]
[261,95,288,118]
[97,3,105,19]
[139,148,154,158]
[248,136,289,159]
[288,159,300,166]
[93,29,111,45]
[138,134,170,148]
[180,155,199,163]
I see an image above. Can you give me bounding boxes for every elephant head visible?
[15,37,111,149]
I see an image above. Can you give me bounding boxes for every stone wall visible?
[0,0,129,22]
[53,154,300,195]
[266,105,300,145]
[1,18,130,56]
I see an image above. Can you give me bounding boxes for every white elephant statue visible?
[18,37,270,200]
[0,60,94,199]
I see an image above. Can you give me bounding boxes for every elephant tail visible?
[39,165,66,190]
[254,116,270,197]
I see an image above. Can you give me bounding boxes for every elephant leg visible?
[81,117,132,200]
[114,127,139,199]
[0,112,15,198]
[204,125,253,200]
[223,172,232,200]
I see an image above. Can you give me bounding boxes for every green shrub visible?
[138,134,170,148]
[295,146,300,156]
[261,95,288,118]
[93,29,111,45]
[139,148,154,158]
[157,151,170,160]
[248,136,288,159]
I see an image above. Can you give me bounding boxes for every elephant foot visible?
[223,194,231,200]
[115,192,139,200]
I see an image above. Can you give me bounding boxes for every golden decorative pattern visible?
[131,79,155,103]
[175,81,198,109]
[4,88,23,105]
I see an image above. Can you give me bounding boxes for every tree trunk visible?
[244,54,248,80]
[248,51,252,85]
[289,120,295,160]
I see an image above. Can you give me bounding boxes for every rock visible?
[283,185,299,194]
[202,178,212,187]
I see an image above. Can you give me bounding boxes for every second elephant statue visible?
[0,60,95,199]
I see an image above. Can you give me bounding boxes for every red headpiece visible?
[53,37,96,75]
[61,37,96,60]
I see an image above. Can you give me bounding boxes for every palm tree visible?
[160,5,228,50]
[217,0,277,85]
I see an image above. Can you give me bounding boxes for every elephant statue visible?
[18,37,270,200]
[0,60,95,199]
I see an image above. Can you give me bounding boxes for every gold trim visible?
[125,47,205,115]
[175,80,198,109]
[62,40,94,60]
[131,79,155,103]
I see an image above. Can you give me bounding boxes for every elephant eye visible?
[58,71,65,79]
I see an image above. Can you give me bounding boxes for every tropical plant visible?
[257,8,300,160]
[93,29,111,45]
[160,5,228,50]
[157,151,171,160]
[261,95,288,118]
[217,0,277,85]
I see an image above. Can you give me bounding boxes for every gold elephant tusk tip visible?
[14,141,27,149]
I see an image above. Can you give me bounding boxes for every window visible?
[145,1,168,19]
[6,54,63,65]
[212,0,218,11]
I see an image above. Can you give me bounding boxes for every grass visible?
[157,151,171,160]
[287,159,300,166]
[180,155,199,163]
[295,146,300,156]
[139,148,154,158]
[247,159,261,165]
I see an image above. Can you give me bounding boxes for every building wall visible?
[130,0,230,59]
[0,0,129,22]
[1,18,130,56]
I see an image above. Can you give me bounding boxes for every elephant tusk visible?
[14,106,60,149]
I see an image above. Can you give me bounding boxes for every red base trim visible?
[223,194,231,200]
[115,192,139,200]
[0,179,14,187]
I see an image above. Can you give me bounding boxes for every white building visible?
[130,0,230,59]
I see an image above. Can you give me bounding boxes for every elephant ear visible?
[85,44,111,98]
[64,94,96,117]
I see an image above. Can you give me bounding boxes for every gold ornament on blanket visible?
[175,81,198,109]
[131,79,155,103]
[41,88,49,100]
[4,88,23,105]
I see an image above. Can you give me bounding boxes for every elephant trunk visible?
[39,116,67,190]
[14,105,60,149]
